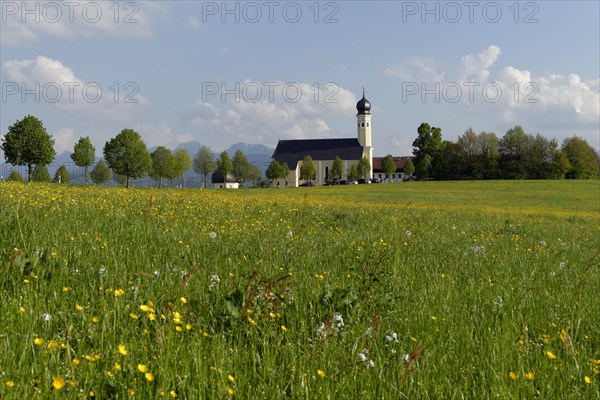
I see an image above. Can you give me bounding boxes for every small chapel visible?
[271,89,374,187]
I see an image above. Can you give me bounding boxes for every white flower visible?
[385,332,398,343]
[209,231,217,239]
[208,274,220,292]
[367,360,375,368]
[358,352,368,362]
[559,262,565,269]
[287,230,293,238]
[42,313,52,322]
[405,230,412,236]
[540,240,547,247]
[98,266,106,275]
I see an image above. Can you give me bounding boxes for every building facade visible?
[271,89,373,187]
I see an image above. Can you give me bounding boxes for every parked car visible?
[339,180,350,185]
[299,181,315,187]
[371,178,381,183]
[357,178,371,184]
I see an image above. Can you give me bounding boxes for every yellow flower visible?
[175,326,183,332]
[114,362,122,372]
[139,304,153,313]
[128,389,135,397]
[509,371,518,380]
[145,372,154,382]
[19,307,25,313]
[34,337,44,346]
[130,313,139,319]
[138,364,148,373]
[75,304,83,311]
[227,388,235,396]
[584,376,592,384]
[47,340,59,350]
[185,324,192,331]
[525,371,535,381]
[92,316,100,323]
[317,369,326,378]
[6,381,15,389]
[114,289,125,297]
[227,374,235,383]
[89,390,95,397]
[180,297,187,304]
[170,390,178,398]
[281,325,288,332]
[247,317,257,326]
[85,354,101,362]
[546,350,557,360]
[118,344,128,356]
[52,376,66,390]
[148,313,156,321]
[431,316,437,321]
[72,358,80,366]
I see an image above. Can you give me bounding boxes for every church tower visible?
[356,88,373,179]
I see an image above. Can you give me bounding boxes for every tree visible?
[114,172,127,186]
[330,156,343,182]
[403,158,415,178]
[347,164,359,181]
[266,159,281,186]
[71,136,95,185]
[31,164,51,182]
[91,160,111,185]
[53,165,70,184]
[265,160,288,187]
[232,149,250,184]
[498,125,529,179]
[357,157,371,179]
[300,155,316,183]
[103,129,152,188]
[246,164,262,187]
[550,150,571,179]
[7,170,24,183]
[216,151,234,187]
[412,122,444,179]
[562,136,600,179]
[193,145,216,188]
[477,131,500,179]
[171,148,192,187]
[1,115,56,182]
[381,154,396,182]
[150,146,173,188]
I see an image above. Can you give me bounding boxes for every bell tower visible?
[356,87,373,178]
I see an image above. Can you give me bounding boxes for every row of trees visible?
[411,123,599,180]
[1,115,268,188]
[264,155,372,186]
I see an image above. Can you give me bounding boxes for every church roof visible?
[272,138,363,167]
[356,88,371,115]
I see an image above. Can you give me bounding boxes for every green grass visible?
[0,180,598,399]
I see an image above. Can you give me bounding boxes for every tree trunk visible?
[181,174,186,188]
[126,175,130,188]
[28,163,32,182]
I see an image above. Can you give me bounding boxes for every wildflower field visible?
[0,180,598,399]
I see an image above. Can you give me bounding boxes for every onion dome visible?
[356,87,371,115]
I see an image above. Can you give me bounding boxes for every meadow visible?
[0,180,598,399]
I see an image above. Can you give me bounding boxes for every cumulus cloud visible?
[52,128,76,154]
[1,1,160,46]
[456,45,501,82]
[2,55,147,122]
[182,81,358,146]
[385,45,599,147]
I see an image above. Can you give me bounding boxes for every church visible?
[271,89,374,187]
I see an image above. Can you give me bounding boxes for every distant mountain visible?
[225,142,274,157]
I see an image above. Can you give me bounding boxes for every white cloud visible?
[456,45,501,82]
[182,81,359,148]
[1,1,160,46]
[386,45,600,147]
[2,55,147,122]
[52,128,76,154]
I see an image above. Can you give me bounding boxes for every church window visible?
[361,123,365,127]
[367,123,369,127]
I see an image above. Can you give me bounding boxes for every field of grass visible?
[0,180,598,399]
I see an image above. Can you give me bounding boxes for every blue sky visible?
[1,1,599,158]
